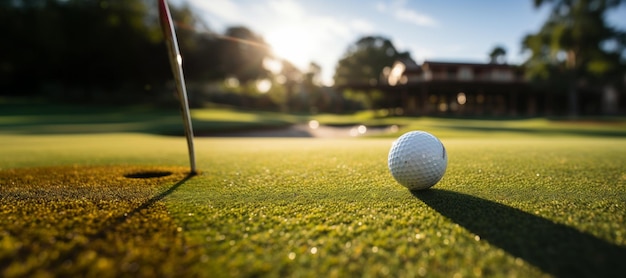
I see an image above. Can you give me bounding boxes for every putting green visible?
[1,134,625,277]
[167,137,626,277]
[0,165,202,277]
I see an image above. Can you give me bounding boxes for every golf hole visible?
[124,171,173,179]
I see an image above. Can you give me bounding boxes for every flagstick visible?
[158,0,197,175]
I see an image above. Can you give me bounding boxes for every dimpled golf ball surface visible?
[388,131,447,190]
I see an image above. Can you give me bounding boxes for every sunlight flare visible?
[267,26,314,68]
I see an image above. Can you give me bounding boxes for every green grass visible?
[1,134,625,277]
[0,100,296,136]
[4,99,625,138]
[0,165,199,277]
[169,138,626,277]
[1,101,626,277]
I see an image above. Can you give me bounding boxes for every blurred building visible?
[343,58,625,116]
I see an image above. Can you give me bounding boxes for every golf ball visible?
[388,131,447,190]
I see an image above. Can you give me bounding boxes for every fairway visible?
[1,131,625,277]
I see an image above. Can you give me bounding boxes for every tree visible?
[0,0,172,100]
[0,0,237,102]
[218,26,271,84]
[277,59,302,111]
[522,0,626,116]
[333,36,412,110]
[169,3,222,81]
[303,62,324,112]
[306,62,322,86]
[333,36,410,86]
[489,45,507,64]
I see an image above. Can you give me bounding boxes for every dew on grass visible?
[418,267,427,276]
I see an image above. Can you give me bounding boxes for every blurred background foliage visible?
[0,0,367,112]
[1,0,625,115]
[1,0,170,102]
[522,0,626,115]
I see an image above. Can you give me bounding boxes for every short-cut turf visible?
[0,165,202,277]
[1,132,625,277]
[169,137,626,277]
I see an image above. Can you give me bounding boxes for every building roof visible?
[422,60,519,69]
[396,60,521,74]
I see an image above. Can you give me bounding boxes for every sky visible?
[172,0,626,85]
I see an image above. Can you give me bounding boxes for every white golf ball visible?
[388,131,447,190]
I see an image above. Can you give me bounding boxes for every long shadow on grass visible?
[99,172,196,230]
[43,173,196,273]
[412,189,626,277]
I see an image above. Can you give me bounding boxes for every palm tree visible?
[522,0,626,116]
[489,45,507,64]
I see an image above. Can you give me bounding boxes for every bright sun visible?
[266,26,314,69]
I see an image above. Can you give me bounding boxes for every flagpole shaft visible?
[158,0,197,174]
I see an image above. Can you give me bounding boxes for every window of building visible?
[458,67,473,80]
[447,69,456,79]
[491,69,513,81]
[424,70,432,81]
